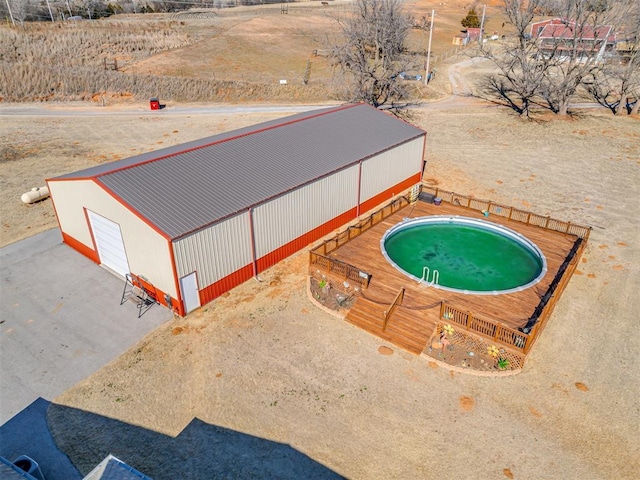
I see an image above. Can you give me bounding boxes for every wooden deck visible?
[327,200,577,355]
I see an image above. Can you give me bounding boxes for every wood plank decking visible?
[331,200,577,355]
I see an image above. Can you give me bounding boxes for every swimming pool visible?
[381,216,547,295]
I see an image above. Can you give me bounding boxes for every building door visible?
[87,210,130,278]
[180,272,200,314]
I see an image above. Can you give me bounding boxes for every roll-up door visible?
[87,210,130,278]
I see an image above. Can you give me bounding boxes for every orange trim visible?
[47,176,98,183]
[168,241,184,316]
[181,176,419,314]
[46,179,64,236]
[257,208,357,272]
[198,264,254,307]
[360,174,421,214]
[193,207,358,315]
[129,272,176,312]
[93,179,171,241]
[421,136,427,179]
[83,207,101,260]
[61,231,99,264]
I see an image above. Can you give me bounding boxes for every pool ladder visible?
[419,266,440,287]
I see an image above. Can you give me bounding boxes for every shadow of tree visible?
[47,402,344,479]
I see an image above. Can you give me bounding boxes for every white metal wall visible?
[252,165,359,258]
[48,179,177,297]
[172,211,253,288]
[360,138,424,202]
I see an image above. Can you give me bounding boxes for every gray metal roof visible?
[52,104,426,240]
[82,454,152,480]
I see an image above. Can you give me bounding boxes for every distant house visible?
[452,27,483,46]
[530,18,616,63]
[530,18,567,38]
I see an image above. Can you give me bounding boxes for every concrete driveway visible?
[0,229,173,425]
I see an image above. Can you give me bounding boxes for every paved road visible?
[0,103,334,117]
[0,229,173,425]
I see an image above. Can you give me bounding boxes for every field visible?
[0,0,509,104]
[1,1,640,479]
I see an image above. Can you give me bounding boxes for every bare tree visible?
[479,0,550,116]
[480,44,548,116]
[327,0,415,111]
[536,0,615,115]
[583,4,640,114]
[482,0,638,116]
[9,0,36,26]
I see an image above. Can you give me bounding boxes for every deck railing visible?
[309,253,371,288]
[309,194,412,284]
[522,235,587,354]
[422,186,592,240]
[311,186,590,363]
[440,303,530,353]
[383,288,405,332]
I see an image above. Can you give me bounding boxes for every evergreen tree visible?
[461,8,481,28]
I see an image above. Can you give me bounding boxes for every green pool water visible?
[383,221,544,293]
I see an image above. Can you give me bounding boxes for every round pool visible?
[381,216,547,295]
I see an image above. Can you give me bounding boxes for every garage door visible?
[87,210,130,278]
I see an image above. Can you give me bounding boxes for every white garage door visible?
[87,210,130,278]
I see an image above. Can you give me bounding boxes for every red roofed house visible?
[530,18,616,63]
[453,27,482,45]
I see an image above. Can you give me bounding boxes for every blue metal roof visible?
[52,104,426,239]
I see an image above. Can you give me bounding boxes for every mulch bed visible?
[309,276,358,312]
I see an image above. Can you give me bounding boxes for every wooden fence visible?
[310,186,590,363]
[440,303,530,353]
[309,253,371,288]
[522,236,587,354]
[422,186,591,240]
[383,288,405,332]
[309,194,412,285]
[434,322,526,370]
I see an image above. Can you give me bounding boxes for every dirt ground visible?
[0,107,295,247]
[1,99,631,479]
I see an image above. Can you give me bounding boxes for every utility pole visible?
[45,0,54,22]
[424,9,435,85]
[479,4,486,45]
[4,0,15,26]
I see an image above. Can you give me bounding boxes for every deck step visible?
[346,298,439,354]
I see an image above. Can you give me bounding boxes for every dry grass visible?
[0,2,509,103]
